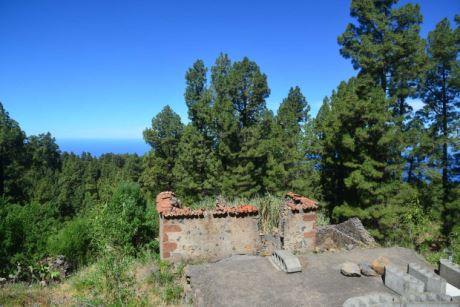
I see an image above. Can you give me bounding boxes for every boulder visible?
[0,277,6,287]
[371,256,391,275]
[359,263,378,276]
[38,255,72,281]
[341,262,361,277]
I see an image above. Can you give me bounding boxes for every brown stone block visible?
[303,213,316,221]
[164,224,182,232]
[163,251,171,258]
[163,242,177,253]
[163,233,169,242]
[304,230,317,238]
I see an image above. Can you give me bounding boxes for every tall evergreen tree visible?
[173,125,221,202]
[317,76,403,221]
[265,86,311,193]
[418,17,460,206]
[142,106,183,196]
[0,103,27,203]
[211,55,271,197]
[338,0,426,116]
[24,133,61,203]
[185,60,213,135]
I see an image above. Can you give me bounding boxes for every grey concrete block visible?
[271,250,302,273]
[385,266,425,295]
[408,262,446,294]
[401,292,458,307]
[342,292,399,307]
[440,259,460,289]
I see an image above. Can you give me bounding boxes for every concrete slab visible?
[186,247,431,307]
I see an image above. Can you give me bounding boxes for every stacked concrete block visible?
[342,292,400,307]
[440,259,460,289]
[407,262,447,294]
[271,250,302,273]
[384,266,425,295]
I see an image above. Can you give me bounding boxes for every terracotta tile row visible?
[285,192,318,211]
[212,204,259,217]
[162,207,205,218]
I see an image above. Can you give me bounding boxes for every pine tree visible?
[338,0,426,116]
[418,17,460,219]
[265,86,312,194]
[142,106,183,196]
[0,102,27,203]
[185,60,213,135]
[210,56,271,197]
[317,76,403,219]
[24,133,62,203]
[173,125,221,203]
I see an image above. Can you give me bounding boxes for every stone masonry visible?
[157,191,318,262]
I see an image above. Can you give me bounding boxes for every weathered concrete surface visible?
[186,247,429,307]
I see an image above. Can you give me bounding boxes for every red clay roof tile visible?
[285,192,318,211]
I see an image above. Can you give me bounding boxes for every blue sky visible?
[1,0,458,140]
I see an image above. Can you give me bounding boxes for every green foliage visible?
[173,124,221,203]
[418,17,460,215]
[93,182,153,255]
[338,0,426,115]
[149,260,184,304]
[142,106,184,196]
[47,216,93,269]
[450,224,460,263]
[264,86,317,195]
[0,202,59,276]
[318,76,403,213]
[0,103,28,203]
[96,249,136,306]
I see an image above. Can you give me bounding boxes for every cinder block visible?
[401,292,458,307]
[271,250,302,273]
[408,262,446,294]
[342,292,399,307]
[440,259,460,289]
[384,266,425,295]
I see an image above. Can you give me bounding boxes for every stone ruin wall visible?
[156,191,318,262]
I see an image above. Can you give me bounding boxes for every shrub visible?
[0,202,59,276]
[47,216,93,268]
[92,182,151,254]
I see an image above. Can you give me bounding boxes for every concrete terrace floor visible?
[186,247,431,307]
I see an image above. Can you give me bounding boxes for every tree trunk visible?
[441,70,448,203]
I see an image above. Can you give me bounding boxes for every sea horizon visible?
[56,138,150,157]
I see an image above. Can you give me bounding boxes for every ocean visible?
[56,139,150,157]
